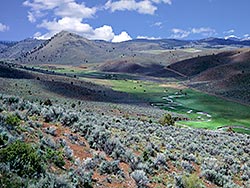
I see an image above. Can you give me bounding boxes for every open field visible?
[19,63,250,134]
[106,78,250,132]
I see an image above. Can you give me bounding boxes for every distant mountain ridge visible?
[0,38,44,59]
[0,41,17,52]
[1,31,250,64]
[197,37,250,46]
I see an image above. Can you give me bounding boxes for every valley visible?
[0,31,250,187]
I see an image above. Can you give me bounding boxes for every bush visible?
[61,113,79,126]
[82,158,98,171]
[72,170,93,188]
[71,103,76,108]
[6,96,19,105]
[159,114,175,126]
[5,114,21,127]
[181,160,194,173]
[43,99,52,106]
[99,160,121,175]
[0,165,25,188]
[182,174,204,188]
[29,173,73,188]
[0,140,44,177]
[131,170,149,188]
[42,108,56,123]
[202,169,228,186]
[0,134,8,146]
[45,148,65,167]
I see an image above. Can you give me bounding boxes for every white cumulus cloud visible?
[0,22,10,32]
[112,31,132,42]
[92,25,115,41]
[24,0,133,42]
[223,29,235,34]
[137,35,161,40]
[54,2,96,19]
[36,17,115,41]
[170,28,190,39]
[242,34,250,40]
[191,27,216,36]
[152,21,163,28]
[105,0,156,15]
[170,27,216,39]
[105,0,172,15]
[150,0,172,5]
[23,0,96,21]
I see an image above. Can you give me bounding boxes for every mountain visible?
[20,31,110,64]
[0,38,44,59]
[14,31,125,65]
[224,35,241,41]
[0,41,17,51]
[0,31,246,66]
[197,37,250,46]
[12,31,197,66]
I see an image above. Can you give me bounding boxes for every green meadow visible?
[110,79,250,132]
[29,65,250,134]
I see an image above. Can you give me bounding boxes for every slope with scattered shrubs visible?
[0,94,250,187]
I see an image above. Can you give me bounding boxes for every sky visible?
[0,0,249,42]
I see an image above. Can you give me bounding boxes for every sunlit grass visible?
[110,79,250,132]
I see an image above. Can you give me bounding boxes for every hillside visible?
[198,37,250,46]
[14,31,170,65]
[0,41,17,51]
[0,62,142,104]
[98,60,181,78]
[0,39,44,59]
[192,49,250,81]
[0,46,250,187]
[168,49,250,104]
[1,31,250,105]
[191,50,250,104]
[5,31,248,68]
[1,94,250,188]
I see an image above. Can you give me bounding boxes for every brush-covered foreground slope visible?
[169,48,250,104]
[1,94,250,188]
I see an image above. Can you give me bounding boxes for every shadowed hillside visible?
[98,60,182,78]
[0,63,34,79]
[0,62,141,104]
[175,49,250,104]
[168,51,240,77]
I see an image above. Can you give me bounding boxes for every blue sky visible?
[0,0,249,42]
